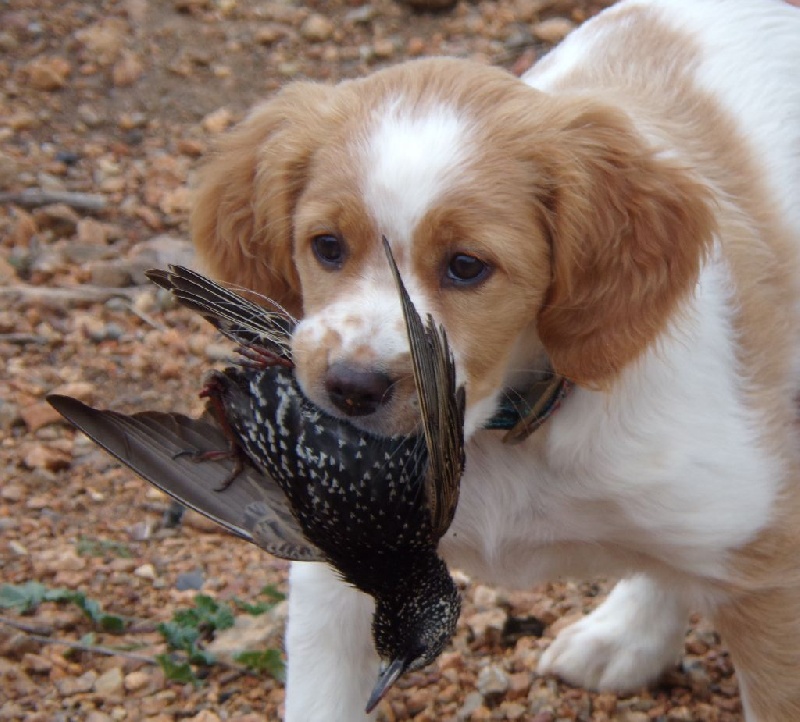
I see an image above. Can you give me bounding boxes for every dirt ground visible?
[1,0,747,720]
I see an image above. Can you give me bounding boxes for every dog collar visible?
[483,373,574,444]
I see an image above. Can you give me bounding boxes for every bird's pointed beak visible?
[365,657,406,713]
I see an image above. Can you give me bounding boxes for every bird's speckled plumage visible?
[48,246,465,712]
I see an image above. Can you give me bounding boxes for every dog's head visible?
[192,58,714,438]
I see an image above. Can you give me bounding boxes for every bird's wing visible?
[46,394,324,562]
[146,265,295,360]
[382,239,466,541]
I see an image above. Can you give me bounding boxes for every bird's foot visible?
[235,342,294,370]
[171,447,245,491]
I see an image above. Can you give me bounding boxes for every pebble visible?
[134,563,157,580]
[33,203,79,236]
[88,260,133,288]
[457,691,484,720]
[476,664,510,697]
[20,401,62,432]
[23,444,71,472]
[206,607,286,663]
[123,669,151,692]
[467,608,508,642]
[75,20,126,65]
[175,570,205,591]
[300,14,334,42]
[201,107,234,134]
[56,670,96,696]
[112,50,144,87]
[94,667,124,698]
[25,56,71,91]
[532,17,576,44]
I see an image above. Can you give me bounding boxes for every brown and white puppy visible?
[191,0,800,719]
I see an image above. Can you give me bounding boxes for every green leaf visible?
[259,584,286,603]
[155,654,200,686]
[158,621,200,652]
[76,536,132,558]
[233,598,272,616]
[0,582,48,612]
[188,647,216,666]
[234,649,286,681]
[193,594,235,631]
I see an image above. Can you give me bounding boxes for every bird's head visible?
[365,558,460,713]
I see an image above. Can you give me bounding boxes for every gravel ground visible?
[1,0,746,720]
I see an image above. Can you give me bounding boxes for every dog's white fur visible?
[192,1,800,719]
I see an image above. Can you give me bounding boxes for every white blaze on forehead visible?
[362,100,472,245]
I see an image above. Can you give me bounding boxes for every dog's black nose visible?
[325,363,393,417]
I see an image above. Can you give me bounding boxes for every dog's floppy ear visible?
[536,102,716,388]
[191,82,338,317]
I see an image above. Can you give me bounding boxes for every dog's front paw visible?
[538,575,687,692]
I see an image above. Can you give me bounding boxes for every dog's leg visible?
[284,561,380,722]
[713,587,800,721]
[538,574,688,691]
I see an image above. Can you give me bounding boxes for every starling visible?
[48,240,465,713]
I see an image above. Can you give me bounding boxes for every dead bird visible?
[48,241,466,712]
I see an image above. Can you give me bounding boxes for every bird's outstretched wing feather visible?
[146,265,294,360]
[46,394,324,562]
[382,239,466,541]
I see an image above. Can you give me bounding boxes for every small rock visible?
[125,235,195,284]
[498,701,527,720]
[300,14,334,42]
[373,38,396,59]
[618,712,649,722]
[76,218,109,245]
[3,481,24,501]
[23,444,71,472]
[532,17,575,44]
[0,255,17,284]
[0,152,19,189]
[175,570,205,591]
[9,208,37,246]
[473,584,498,609]
[467,608,508,642]
[56,670,96,696]
[33,203,79,236]
[86,712,113,722]
[187,712,221,722]
[207,603,287,663]
[21,653,52,674]
[113,50,144,87]
[124,669,152,692]
[134,563,156,580]
[457,691,484,720]
[254,23,286,45]
[88,260,132,288]
[402,0,457,9]
[407,37,426,56]
[20,401,62,432]
[94,667,124,698]
[76,20,126,65]
[9,540,29,555]
[202,107,233,134]
[405,689,428,716]
[476,664,509,697]
[177,138,206,157]
[25,56,71,91]
[77,104,105,128]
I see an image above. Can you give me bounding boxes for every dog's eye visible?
[312,234,346,269]
[445,253,490,286]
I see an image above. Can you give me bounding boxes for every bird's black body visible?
[49,247,465,712]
